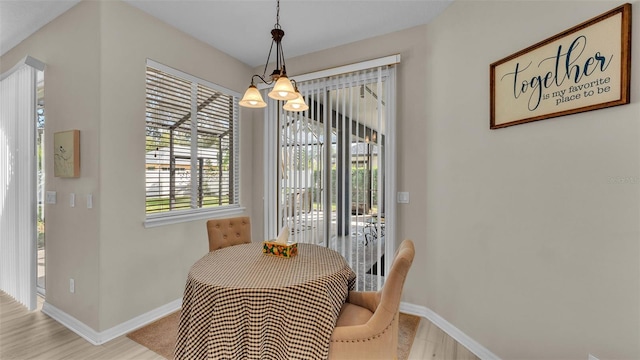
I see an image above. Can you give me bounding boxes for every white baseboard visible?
[41,302,102,344]
[42,298,182,345]
[400,302,501,360]
[42,296,497,358]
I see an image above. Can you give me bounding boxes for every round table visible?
[175,242,356,360]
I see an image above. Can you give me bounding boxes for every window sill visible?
[144,205,246,228]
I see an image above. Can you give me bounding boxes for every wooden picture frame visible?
[490,4,632,129]
[54,130,80,178]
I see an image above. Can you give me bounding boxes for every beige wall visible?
[423,1,639,359]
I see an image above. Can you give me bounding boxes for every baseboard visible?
[41,302,102,344]
[42,298,182,345]
[400,302,501,360]
[42,296,496,356]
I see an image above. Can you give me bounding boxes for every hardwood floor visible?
[408,317,480,360]
[0,293,163,360]
[1,292,479,359]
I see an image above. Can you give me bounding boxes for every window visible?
[144,60,241,227]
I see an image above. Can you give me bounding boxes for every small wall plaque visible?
[54,130,80,178]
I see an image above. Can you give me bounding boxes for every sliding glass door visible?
[265,63,396,291]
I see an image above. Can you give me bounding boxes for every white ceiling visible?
[0,0,453,67]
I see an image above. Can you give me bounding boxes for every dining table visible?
[175,242,356,360]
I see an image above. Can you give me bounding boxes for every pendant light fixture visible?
[239,0,308,112]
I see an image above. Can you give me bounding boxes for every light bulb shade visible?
[239,85,267,108]
[268,75,298,101]
[283,92,308,112]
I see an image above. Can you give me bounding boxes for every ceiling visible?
[0,0,453,67]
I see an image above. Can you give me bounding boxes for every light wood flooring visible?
[407,316,480,360]
[1,292,479,359]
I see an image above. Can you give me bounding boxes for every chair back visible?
[327,239,415,360]
[373,239,415,324]
[206,216,251,252]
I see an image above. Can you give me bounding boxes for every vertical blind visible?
[267,64,396,291]
[145,61,239,217]
[0,56,44,310]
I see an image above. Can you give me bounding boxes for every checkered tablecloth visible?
[175,242,356,360]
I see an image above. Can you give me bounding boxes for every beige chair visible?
[206,216,251,252]
[328,239,415,360]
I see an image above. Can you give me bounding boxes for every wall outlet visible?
[69,278,75,293]
[588,354,600,360]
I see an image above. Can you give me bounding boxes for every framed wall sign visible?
[490,4,631,129]
[54,130,80,178]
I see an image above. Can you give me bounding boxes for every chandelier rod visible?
[256,0,284,85]
[239,0,307,111]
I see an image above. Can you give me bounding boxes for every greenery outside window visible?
[144,59,242,227]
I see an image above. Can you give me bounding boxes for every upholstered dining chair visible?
[206,216,251,252]
[328,239,415,360]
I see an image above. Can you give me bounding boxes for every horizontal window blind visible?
[145,61,239,218]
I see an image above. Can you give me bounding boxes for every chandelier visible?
[239,0,308,112]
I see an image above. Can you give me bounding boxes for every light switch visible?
[45,191,57,204]
[70,193,75,207]
[397,191,409,204]
[87,194,93,209]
